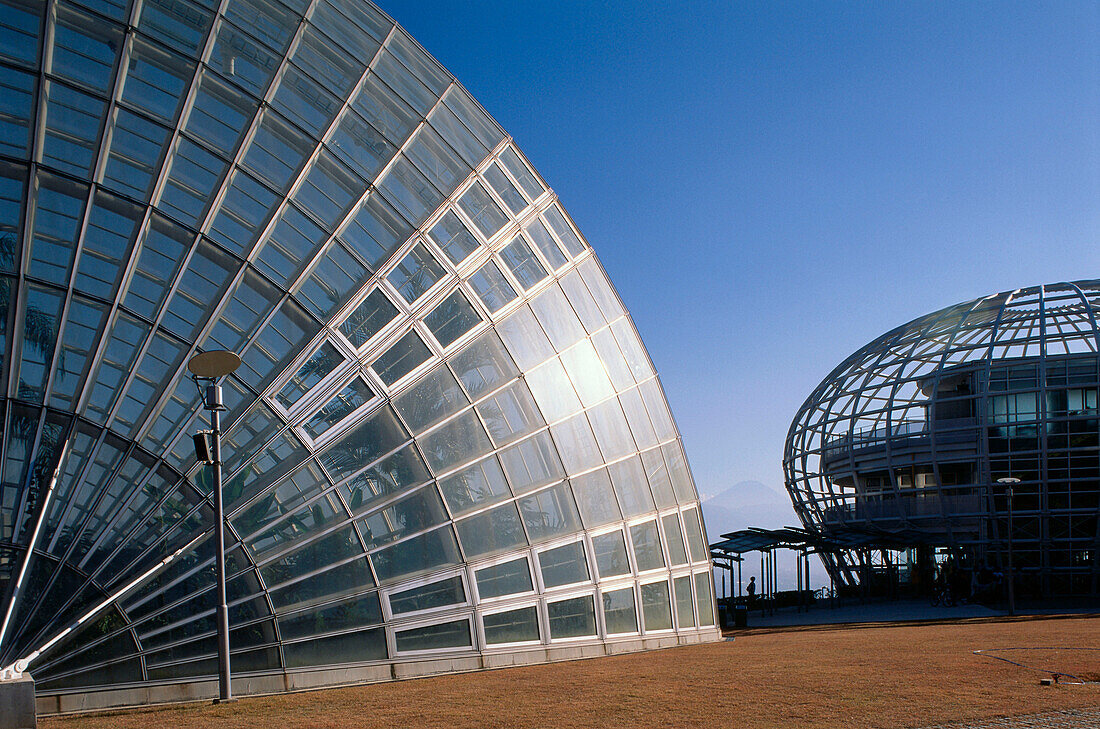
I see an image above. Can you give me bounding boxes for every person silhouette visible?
[746,576,757,606]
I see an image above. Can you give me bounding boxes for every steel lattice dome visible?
[0,0,718,708]
[785,280,1100,597]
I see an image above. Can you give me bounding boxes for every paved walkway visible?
[916,707,1100,728]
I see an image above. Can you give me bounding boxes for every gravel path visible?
[918,708,1100,728]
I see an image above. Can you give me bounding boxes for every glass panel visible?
[620,388,659,449]
[372,46,436,115]
[312,0,387,58]
[497,305,553,371]
[427,210,479,265]
[49,295,109,409]
[454,502,526,559]
[302,378,374,440]
[120,37,195,123]
[549,413,602,476]
[483,606,539,645]
[547,595,595,639]
[338,192,412,268]
[525,358,581,423]
[208,20,280,97]
[518,482,581,544]
[592,530,630,579]
[388,575,464,616]
[525,217,567,271]
[16,285,63,402]
[28,172,86,286]
[185,72,257,156]
[448,329,517,399]
[283,627,386,667]
[640,581,672,631]
[682,507,708,562]
[40,81,105,178]
[268,557,374,611]
[254,204,326,288]
[474,557,532,600]
[416,409,491,474]
[351,73,417,146]
[81,310,148,419]
[468,259,516,314]
[258,526,362,586]
[457,181,507,239]
[394,619,471,653]
[372,329,432,386]
[278,591,382,640]
[539,540,588,589]
[561,340,616,407]
[543,205,586,257]
[427,101,486,168]
[694,572,715,626]
[102,109,171,201]
[136,0,214,58]
[223,0,299,53]
[276,341,343,410]
[406,125,470,198]
[570,469,621,529]
[340,288,398,349]
[663,440,696,503]
[476,381,541,447]
[207,169,277,257]
[500,148,544,200]
[338,444,430,516]
[50,4,121,93]
[630,520,665,572]
[242,111,312,192]
[272,65,340,138]
[393,365,468,435]
[642,447,676,509]
[357,485,448,552]
[236,299,320,394]
[674,575,695,628]
[437,455,509,517]
[75,192,142,300]
[662,513,689,566]
[425,290,480,348]
[318,405,408,483]
[499,235,547,291]
[387,243,444,304]
[498,431,563,496]
[591,328,634,392]
[530,285,585,352]
[441,85,503,151]
[0,68,35,158]
[370,525,461,584]
[602,587,638,634]
[483,162,524,214]
[293,150,364,230]
[295,241,369,320]
[608,456,655,518]
[0,0,43,66]
[157,138,229,226]
[328,111,396,183]
[378,155,442,227]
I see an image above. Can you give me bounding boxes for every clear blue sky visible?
[380,2,1100,522]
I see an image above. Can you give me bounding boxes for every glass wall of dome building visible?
[0,0,718,706]
[785,281,1100,599]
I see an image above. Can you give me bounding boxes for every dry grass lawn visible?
[42,615,1100,729]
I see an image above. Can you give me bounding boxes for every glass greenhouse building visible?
[785,281,1100,599]
[0,0,718,710]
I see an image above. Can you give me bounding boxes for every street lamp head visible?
[187,350,242,379]
[996,477,1022,485]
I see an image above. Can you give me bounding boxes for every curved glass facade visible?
[785,281,1100,598]
[0,0,717,702]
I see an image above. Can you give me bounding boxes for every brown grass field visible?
[42,615,1100,729]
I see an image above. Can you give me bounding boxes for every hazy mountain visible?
[700,479,801,541]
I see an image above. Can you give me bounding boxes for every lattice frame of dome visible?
[0,0,718,709]
[784,280,1100,597]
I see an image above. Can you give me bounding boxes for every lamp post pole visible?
[997,477,1020,616]
[188,351,241,705]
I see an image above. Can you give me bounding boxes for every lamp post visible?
[996,477,1020,616]
[187,350,242,704]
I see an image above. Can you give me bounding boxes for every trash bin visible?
[734,604,748,628]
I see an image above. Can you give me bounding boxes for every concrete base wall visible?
[1,674,36,729]
[36,628,723,716]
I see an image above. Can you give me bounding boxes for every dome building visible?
[0,0,717,710]
[785,281,1100,599]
